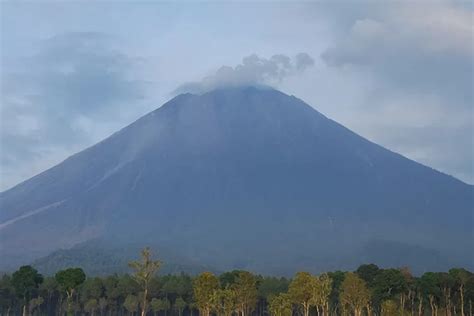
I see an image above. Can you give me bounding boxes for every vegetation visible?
[129,247,162,316]
[0,249,473,316]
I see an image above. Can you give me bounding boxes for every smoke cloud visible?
[174,53,314,95]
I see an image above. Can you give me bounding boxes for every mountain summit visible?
[1,87,472,274]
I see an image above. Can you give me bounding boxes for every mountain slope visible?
[1,86,472,275]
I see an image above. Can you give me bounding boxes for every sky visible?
[0,1,473,190]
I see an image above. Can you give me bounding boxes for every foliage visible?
[381,299,398,316]
[174,297,187,316]
[2,253,473,316]
[129,247,162,316]
[55,267,86,314]
[11,265,44,301]
[288,272,315,316]
[55,268,86,296]
[339,272,370,316]
[268,293,292,316]
[233,271,258,316]
[124,294,139,314]
[193,272,219,316]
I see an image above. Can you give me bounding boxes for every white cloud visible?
[174,53,315,94]
[0,32,150,190]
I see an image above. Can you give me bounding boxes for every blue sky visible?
[1,1,472,190]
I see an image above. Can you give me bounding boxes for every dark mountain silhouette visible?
[1,86,472,275]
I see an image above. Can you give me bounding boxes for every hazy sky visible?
[1,1,473,190]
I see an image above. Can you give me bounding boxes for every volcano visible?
[1,86,472,275]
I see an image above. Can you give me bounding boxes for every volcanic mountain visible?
[1,86,472,275]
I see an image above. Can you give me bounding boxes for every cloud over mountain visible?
[318,1,473,183]
[174,53,314,94]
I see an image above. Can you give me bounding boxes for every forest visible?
[1,248,473,316]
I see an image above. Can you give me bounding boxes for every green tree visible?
[150,298,170,316]
[0,275,16,316]
[160,274,193,301]
[28,296,44,315]
[99,297,108,316]
[103,275,119,313]
[233,271,258,316]
[38,277,59,316]
[11,265,43,316]
[465,275,474,316]
[124,294,139,316]
[288,272,315,316]
[219,271,244,288]
[161,298,171,316]
[311,273,332,316]
[449,268,471,316]
[210,288,236,316]
[129,247,162,316]
[355,264,380,288]
[268,293,292,316]
[381,299,398,316]
[399,267,415,316]
[372,269,407,306]
[174,297,187,316]
[55,267,86,315]
[339,272,370,316]
[151,298,163,316]
[438,272,455,315]
[419,272,441,316]
[327,271,345,315]
[193,272,220,316]
[84,298,98,316]
[81,277,104,306]
[257,277,290,300]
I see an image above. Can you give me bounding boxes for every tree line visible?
[0,248,473,316]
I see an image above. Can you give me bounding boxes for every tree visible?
[84,298,98,316]
[399,267,415,316]
[98,297,108,316]
[162,298,171,316]
[311,274,332,316]
[465,275,474,316]
[211,288,236,316]
[193,272,220,316]
[381,299,398,316]
[151,298,163,316]
[219,271,244,288]
[327,271,345,315]
[174,297,187,316]
[449,268,471,316]
[124,294,139,316]
[55,268,86,315]
[150,298,170,316]
[11,265,43,316]
[257,277,290,300]
[268,293,292,316]
[288,272,315,316]
[372,269,407,306]
[0,275,16,316]
[419,272,441,316]
[438,272,455,315]
[129,247,162,316]
[355,264,380,288]
[339,272,370,316]
[81,277,104,312]
[28,296,44,315]
[233,271,258,316]
[38,277,59,316]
